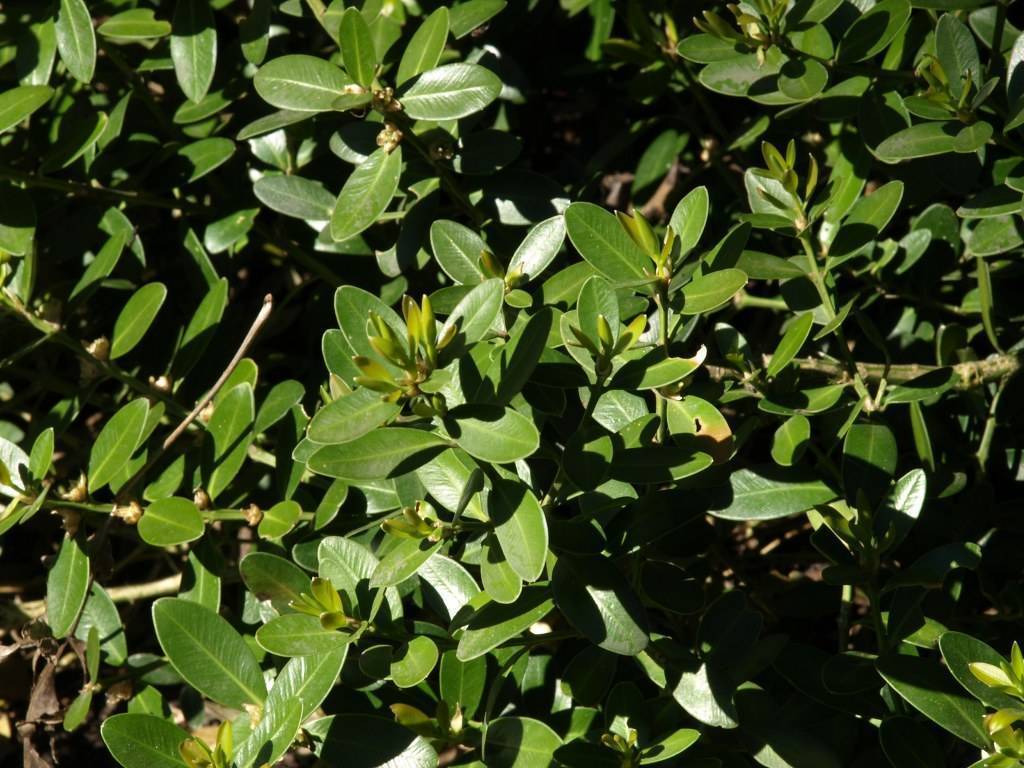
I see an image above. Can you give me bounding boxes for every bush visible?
[3,0,1024,765]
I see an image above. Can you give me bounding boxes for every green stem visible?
[655,286,670,444]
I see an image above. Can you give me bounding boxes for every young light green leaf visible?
[398,63,502,120]
[137,497,204,547]
[771,415,810,467]
[152,597,266,708]
[939,631,1021,710]
[110,283,167,359]
[330,146,403,242]
[55,0,96,83]
[89,399,149,492]
[171,0,217,102]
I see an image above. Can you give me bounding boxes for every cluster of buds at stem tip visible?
[759,140,818,232]
[693,0,787,64]
[289,577,358,631]
[618,207,675,283]
[179,721,232,768]
[569,313,646,379]
[601,725,641,768]
[354,295,453,415]
[382,500,451,542]
[915,55,992,123]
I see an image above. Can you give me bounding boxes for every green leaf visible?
[177,138,235,183]
[440,650,487,716]
[766,313,814,377]
[968,214,1024,256]
[171,0,217,102]
[430,219,487,284]
[553,555,649,655]
[875,122,961,163]
[707,466,837,520]
[397,7,450,86]
[205,383,254,501]
[778,58,829,101]
[391,635,439,688]
[489,477,548,582]
[842,421,897,508]
[939,631,1021,709]
[474,308,553,407]
[669,186,709,257]
[234,700,301,768]
[884,542,982,590]
[771,415,810,467]
[884,368,958,404]
[445,405,539,463]
[309,427,448,481]
[265,647,348,721]
[837,0,911,63]
[420,553,481,620]
[41,109,108,172]
[255,380,305,434]
[640,729,700,764]
[680,269,747,315]
[101,714,189,768]
[110,283,167,359]
[258,500,302,539]
[371,537,443,588]
[308,388,402,445]
[507,215,565,285]
[240,0,270,65]
[339,8,376,89]
[138,497,204,547]
[29,428,54,483]
[0,184,35,255]
[174,278,228,378]
[829,180,904,259]
[46,533,90,639]
[255,55,351,112]
[937,13,981,101]
[565,202,649,283]
[438,278,505,354]
[254,175,336,221]
[330,146,403,242]
[317,714,437,768]
[152,597,266,708]
[75,584,127,665]
[98,10,172,41]
[89,398,149,492]
[486,717,562,768]
[449,0,507,39]
[55,0,96,83]
[0,85,54,134]
[457,586,554,660]
[256,613,353,656]
[876,654,989,749]
[63,689,92,732]
[399,62,502,120]
[481,534,522,604]
[239,551,310,613]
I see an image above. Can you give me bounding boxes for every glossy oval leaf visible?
[110,283,168,360]
[138,497,204,547]
[255,55,351,112]
[330,146,403,242]
[399,62,502,120]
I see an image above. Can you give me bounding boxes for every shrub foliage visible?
[3,0,1024,766]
